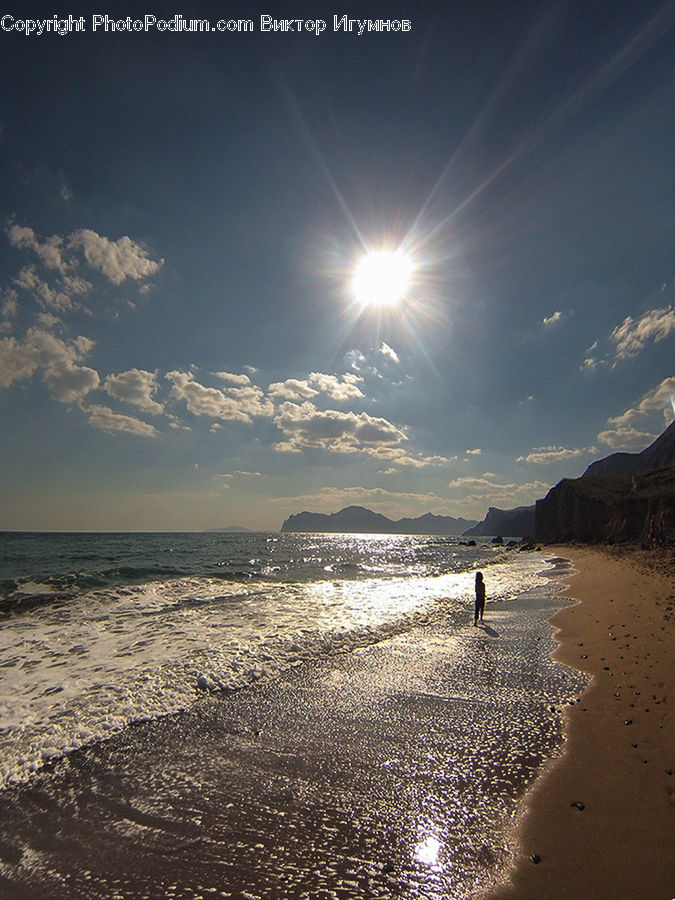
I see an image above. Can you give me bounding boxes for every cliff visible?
[583,420,675,477]
[462,505,535,538]
[280,506,477,535]
[534,466,675,544]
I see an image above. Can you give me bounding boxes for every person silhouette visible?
[474,571,486,625]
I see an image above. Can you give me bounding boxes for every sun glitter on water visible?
[352,248,413,308]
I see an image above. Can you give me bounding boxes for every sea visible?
[0,531,587,898]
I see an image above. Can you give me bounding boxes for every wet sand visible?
[487,545,675,900]
[0,568,582,899]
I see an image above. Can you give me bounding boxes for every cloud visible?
[43,361,99,403]
[465,448,482,456]
[167,370,273,423]
[0,327,97,393]
[268,377,319,402]
[85,404,158,438]
[597,377,675,449]
[379,341,400,364]
[378,449,459,471]
[606,377,675,428]
[69,229,163,285]
[214,371,252,386]
[447,474,550,507]
[610,305,675,360]
[273,400,406,455]
[516,445,597,465]
[7,225,158,321]
[104,368,164,415]
[8,224,67,272]
[268,372,364,403]
[596,426,659,450]
[1,289,18,326]
[13,266,77,312]
[542,310,563,327]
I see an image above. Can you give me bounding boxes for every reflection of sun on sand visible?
[489,545,675,900]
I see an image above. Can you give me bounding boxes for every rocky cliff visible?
[280,505,477,535]
[534,467,675,544]
[462,505,535,538]
[583,420,675,477]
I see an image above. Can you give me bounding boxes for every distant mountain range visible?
[280,506,477,535]
[463,505,535,538]
[277,423,675,543]
[205,525,254,533]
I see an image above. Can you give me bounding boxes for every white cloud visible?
[0,327,96,392]
[273,400,406,455]
[607,377,675,428]
[596,426,658,451]
[465,448,482,456]
[1,289,18,324]
[379,341,400,364]
[214,371,252,386]
[268,377,319,402]
[167,370,273,423]
[611,305,675,360]
[378,449,459,471]
[104,369,164,415]
[597,377,675,449]
[447,474,550,507]
[268,372,364,403]
[85,404,158,438]
[345,349,367,371]
[8,225,67,272]
[13,266,75,312]
[309,372,364,401]
[69,229,163,285]
[542,310,562,327]
[43,362,99,403]
[516,445,597,465]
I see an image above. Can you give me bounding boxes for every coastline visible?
[0,555,578,899]
[487,544,675,900]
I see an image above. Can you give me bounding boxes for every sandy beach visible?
[0,546,672,898]
[488,545,675,900]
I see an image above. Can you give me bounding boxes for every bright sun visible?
[352,249,412,308]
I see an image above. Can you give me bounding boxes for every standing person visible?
[474,571,486,625]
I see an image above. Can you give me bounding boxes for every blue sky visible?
[1,1,674,531]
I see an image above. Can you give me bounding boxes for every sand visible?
[487,545,675,900]
[1,547,672,898]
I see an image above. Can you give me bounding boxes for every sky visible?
[0,0,674,532]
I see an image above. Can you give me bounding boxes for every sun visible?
[352,249,413,308]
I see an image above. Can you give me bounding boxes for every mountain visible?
[462,505,536,538]
[535,467,675,544]
[534,421,675,544]
[205,525,254,533]
[583,420,675,477]
[280,506,477,535]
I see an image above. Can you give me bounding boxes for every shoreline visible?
[487,544,675,900]
[0,556,577,899]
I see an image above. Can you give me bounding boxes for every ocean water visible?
[0,531,543,791]
[0,531,589,899]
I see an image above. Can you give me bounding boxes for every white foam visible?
[0,554,546,789]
